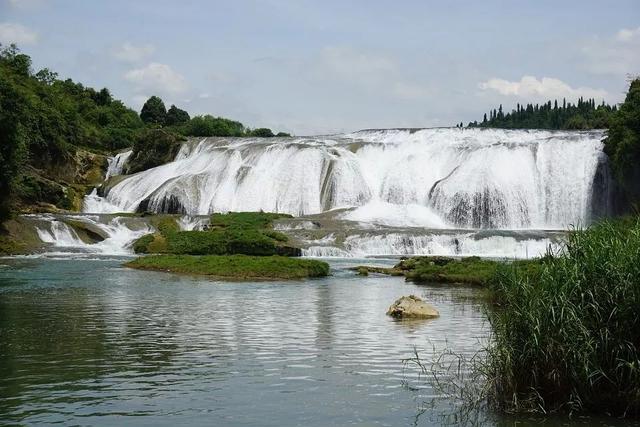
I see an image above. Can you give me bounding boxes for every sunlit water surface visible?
[0,258,635,426]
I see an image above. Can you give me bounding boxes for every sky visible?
[1,0,638,135]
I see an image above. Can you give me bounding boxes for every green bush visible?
[485,218,640,416]
[132,212,299,256]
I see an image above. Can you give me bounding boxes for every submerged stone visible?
[386,295,439,319]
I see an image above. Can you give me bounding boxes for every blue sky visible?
[1,0,638,134]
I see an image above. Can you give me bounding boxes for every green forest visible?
[466,97,618,130]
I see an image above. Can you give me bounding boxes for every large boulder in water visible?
[386,295,439,319]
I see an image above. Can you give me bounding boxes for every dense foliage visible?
[468,97,617,130]
[486,217,640,416]
[603,79,640,208]
[0,44,144,220]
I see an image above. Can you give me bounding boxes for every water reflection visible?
[0,258,633,426]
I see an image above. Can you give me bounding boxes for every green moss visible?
[0,235,24,255]
[126,255,329,280]
[133,211,301,256]
[209,211,292,229]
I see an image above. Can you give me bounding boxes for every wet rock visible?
[386,295,439,319]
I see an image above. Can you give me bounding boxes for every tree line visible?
[465,97,618,130]
[138,95,290,138]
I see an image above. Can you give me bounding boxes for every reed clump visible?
[485,217,640,416]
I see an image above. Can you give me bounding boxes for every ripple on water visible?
[0,258,492,426]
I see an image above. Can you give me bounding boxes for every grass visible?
[133,212,300,256]
[354,256,541,286]
[484,217,640,416]
[126,255,329,280]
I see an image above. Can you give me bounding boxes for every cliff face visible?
[16,148,108,213]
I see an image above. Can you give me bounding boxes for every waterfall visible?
[105,150,132,179]
[86,128,609,231]
[34,214,151,256]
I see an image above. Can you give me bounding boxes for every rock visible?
[386,295,439,319]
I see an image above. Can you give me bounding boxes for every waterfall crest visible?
[87,128,610,231]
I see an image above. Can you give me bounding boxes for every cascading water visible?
[32,214,152,256]
[88,128,610,230]
[77,128,611,258]
[105,150,132,179]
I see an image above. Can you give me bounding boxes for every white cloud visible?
[0,22,38,45]
[112,42,155,63]
[479,76,608,101]
[124,62,187,95]
[582,27,640,76]
[616,27,640,42]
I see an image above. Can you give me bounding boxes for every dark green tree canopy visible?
[468,97,617,130]
[604,78,640,206]
[165,104,190,126]
[249,128,275,138]
[140,96,167,125]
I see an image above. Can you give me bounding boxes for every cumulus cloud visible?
[582,27,640,76]
[0,22,38,45]
[124,62,187,95]
[479,76,608,101]
[112,42,155,63]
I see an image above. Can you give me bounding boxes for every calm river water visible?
[0,257,636,426]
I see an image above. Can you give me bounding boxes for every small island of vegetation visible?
[128,211,329,280]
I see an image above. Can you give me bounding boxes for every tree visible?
[604,78,640,207]
[249,128,275,137]
[140,96,167,125]
[165,105,190,126]
[94,88,112,106]
[0,68,28,221]
[35,68,58,85]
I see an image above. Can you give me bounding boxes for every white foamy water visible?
[34,215,151,256]
[86,129,609,230]
[105,150,132,179]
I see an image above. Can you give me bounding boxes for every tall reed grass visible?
[485,217,640,416]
